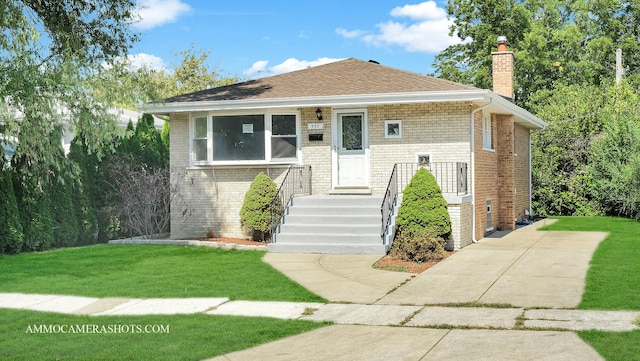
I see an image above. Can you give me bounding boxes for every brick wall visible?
[496,114,515,230]
[514,123,531,221]
[492,51,515,99]
[169,112,289,239]
[474,110,498,238]
[368,102,471,194]
[169,103,475,240]
[474,109,521,237]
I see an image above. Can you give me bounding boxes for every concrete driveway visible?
[265,219,608,308]
[219,219,612,361]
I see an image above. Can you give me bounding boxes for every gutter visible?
[470,99,493,244]
[140,90,490,115]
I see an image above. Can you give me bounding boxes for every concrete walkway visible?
[1,219,638,360]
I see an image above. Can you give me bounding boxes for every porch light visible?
[316,108,323,121]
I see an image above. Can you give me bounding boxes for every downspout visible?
[470,99,492,243]
[529,130,532,220]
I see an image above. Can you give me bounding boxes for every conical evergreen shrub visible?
[391,168,451,262]
[240,172,279,241]
[0,156,24,253]
[396,168,451,239]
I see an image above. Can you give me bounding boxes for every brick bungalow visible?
[145,38,545,254]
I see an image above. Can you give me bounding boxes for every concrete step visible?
[282,214,380,225]
[278,223,380,235]
[267,242,386,255]
[274,233,381,245]
[287,205,380,216]
[292,195,382,207]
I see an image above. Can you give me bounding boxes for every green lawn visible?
[0,309,327,361]
[539,216,640,310]
[540,217,640,361]
[0,245,325,302]
[0,244,328,360]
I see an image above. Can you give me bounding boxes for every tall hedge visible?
[12,173,54,252]
[240,172,279,241]
[396,168,451,239]
[0,156,23,253]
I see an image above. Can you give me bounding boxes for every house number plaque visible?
[308,123,323,130]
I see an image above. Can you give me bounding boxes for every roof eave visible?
[140,90,489,115]
[140,89,546,130]
[488,92,547,129]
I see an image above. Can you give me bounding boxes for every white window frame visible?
[269,113,299,162]
[482,114,493,150]
[190,113,212,165]
[189,110,301,166]
[384,120,402,139]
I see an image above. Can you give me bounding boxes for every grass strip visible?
[539,216,640,310]
[0,309,327,361]
[578,330,640,361]
[0,245,325,302]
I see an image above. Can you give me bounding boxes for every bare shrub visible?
[107,162,191,238]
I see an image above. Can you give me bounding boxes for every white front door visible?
[335,111,368,187]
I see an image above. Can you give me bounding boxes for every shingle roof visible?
[164,58,479,103]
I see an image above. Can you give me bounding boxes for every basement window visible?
[486,199,494,232]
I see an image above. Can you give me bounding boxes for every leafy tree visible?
[100,45,238,108]
[0,0,138,179]
[161,121,170,155]
[0,156,23,254]
[134,114,167,170]
[435,0,530,91]
[588,84,640,219]
[435,0,640,106]
[529,83,605,216]
[240,172,279,241]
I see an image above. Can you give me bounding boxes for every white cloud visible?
[243,57,345,77]
[335,28,367,39]
[134,0,192,30]
[243,60,269,76]
[336,1,464,54]
[127,53,167,71]
[389,1,447,20]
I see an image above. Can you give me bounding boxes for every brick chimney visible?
[492,36,515,101]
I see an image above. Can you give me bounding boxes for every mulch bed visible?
[193,237,266,247]
[373,251,455,273]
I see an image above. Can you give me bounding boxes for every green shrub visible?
[49,177,79,248]
[390,227,445,263]
[0,158,23,254]
[240,172,279,241]
[392,168,451,262]
[396,168,451,239]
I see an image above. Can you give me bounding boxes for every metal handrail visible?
[380,162,469,242]
[269,165,312,242]
[394,162,468,196]
[380,164,398,238]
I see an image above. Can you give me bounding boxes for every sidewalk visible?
[1,220,637,360]
[1,292,637,332]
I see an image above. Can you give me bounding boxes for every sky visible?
[129,0,465,80]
